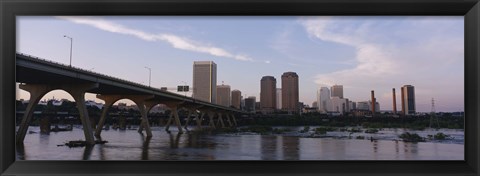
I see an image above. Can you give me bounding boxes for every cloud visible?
[58,16,255,62]
[300,16,464,112]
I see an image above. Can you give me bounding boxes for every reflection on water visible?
[16,126,464,160]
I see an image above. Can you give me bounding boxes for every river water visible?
[16,126,464,160]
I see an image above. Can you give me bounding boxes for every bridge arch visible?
[16,83,99,145]
[95,94,154,137]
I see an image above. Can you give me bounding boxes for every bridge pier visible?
[16,83,98,145]
[183,110,193,131]
[216,112,226,128]
[183,106,204,131]
[197,112,205,128]
[230,113,238,127]
[206,111,216,129]
[164,102,184,133]
[224,112,233,127]
[95,95,154,138]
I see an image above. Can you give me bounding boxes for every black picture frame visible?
[1,0,479,175]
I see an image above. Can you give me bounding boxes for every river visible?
[16,126,464,160]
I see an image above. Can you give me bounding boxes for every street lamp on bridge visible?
[63,35,73,67]
[144,66,151,87]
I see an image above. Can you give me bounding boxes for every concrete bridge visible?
[16,53,246,145]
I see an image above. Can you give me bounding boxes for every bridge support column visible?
[17,83,98,145]
[95,95,154,138]
[231,114,238,127]
[164,102,184,133]
[165,106,183,133]
[165,111,174,131]
[183,110,193,131]
[206,111,216,129]
[224,113,233,127]
[138,100,162,133]
[16,84,54,144]
[95,95,116,137]
[196,112,205,128]
[216,112,225,128]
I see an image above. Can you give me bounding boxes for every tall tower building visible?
[281,72,299,113]
[276,88,282,110]
[231,90,242,109]
[260,76,277,112]
[318,87,330,113]
[371,90,376,115]
[193,61,217,103]
[244,96,256,112]
[392,88,397,114]
[401,85,416,115]
[216,84,231,107]
[331,85,343,98]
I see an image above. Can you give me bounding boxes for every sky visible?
[16,16,464,112]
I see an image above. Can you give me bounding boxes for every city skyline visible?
[16,16,464,112]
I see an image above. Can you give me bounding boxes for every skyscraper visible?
[260,76,277,112]
[216,84,231,107]
[281,72,299,113]
[244,96,256,112]
[318,87,330,113]
[193,61,217,103]
[331,85,343,98]
[392,88,397,114]
[276,88,282,110]
[231,90,242,109]
[401,85,416,115]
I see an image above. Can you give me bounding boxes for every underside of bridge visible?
[16,53,244,145]
[16,83,239,145]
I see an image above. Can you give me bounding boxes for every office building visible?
[216,84,231,107]
[392,88,397,114]
[231,90,242,109]
[282,72,299,113]
[318,87,330,113]
[276,88,282,110]
[357,101,380,113]
[331,85,343,98]
[260,76,277,113]
[244,96,256,112]
[193,61,217,103]
[401,85,416,115]
[327,97,348,114]
[281,72,299,113]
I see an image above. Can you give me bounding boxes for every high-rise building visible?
[318,87,330,113]
[193,61,217,103]
[231,90,241,109]
[371,90,376,115]
[401,85,416,115]
[357,101,380,112]
[276,88,282,110]
[244,96,256,112]
[327,97,348,114]
[216,84,231,107]
[281,72,299,113]
[392,88,397,114]
[312,101,318,109]
[331,85,343,98]
[260,76,277,113]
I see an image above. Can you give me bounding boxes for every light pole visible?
[144,66,151,87]
[63,35,73,67]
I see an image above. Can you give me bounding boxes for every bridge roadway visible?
[16,53,246,145]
